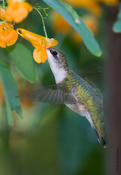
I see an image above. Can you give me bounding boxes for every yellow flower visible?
[0,22,18,48]
[0,7,6,20]
[5,0,32,23]
[17,28,58,63]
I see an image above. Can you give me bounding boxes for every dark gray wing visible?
[23,85,76,104]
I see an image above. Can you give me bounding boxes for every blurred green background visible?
[0,0,109,174]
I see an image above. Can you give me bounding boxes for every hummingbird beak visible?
[46,47,58,63]
[46,48,51,59]
[46,48,56,67]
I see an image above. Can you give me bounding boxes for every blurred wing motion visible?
[22,85,77,104]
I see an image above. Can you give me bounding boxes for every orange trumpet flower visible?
[17,28,58,63]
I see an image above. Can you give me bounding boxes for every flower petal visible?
[6,1,32,23]
[17,28,46,48]
[17,28,58,49]
[33,47,47,64]
[46,38,58,48]
[0,22,18,48]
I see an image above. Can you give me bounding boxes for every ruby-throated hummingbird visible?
[29,47,105,146]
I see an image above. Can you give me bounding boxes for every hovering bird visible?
[27,47,105,146]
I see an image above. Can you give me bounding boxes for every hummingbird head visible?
[47,47,69,83]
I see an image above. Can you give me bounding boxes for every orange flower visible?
[51,11,70,34]
[0,22,18,48]
[5,0,32,23]
[17,28,58,63]
[62,0,102,16]
[63,0,119,15]
[0,7,6,20]
[33,48,48,63]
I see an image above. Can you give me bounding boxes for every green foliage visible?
[8,43,35,83]
[0,43,35,124]
[42,0,102,57]
[5,98,13,127]
[113,7,121,33]
[0,61,22,125]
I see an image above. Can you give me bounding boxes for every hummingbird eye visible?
[50,50,58,57]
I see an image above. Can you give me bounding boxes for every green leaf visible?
[117,8,121,19]
[42,0,102,57]
[8,43,35,83]
[1,104,11,129]
[5,97,13,127]
[113,8,121,33]
[0,59,8,68]
[113,20,121,32]
[0,64,22,117]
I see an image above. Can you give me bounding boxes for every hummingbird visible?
[28,47,105,146]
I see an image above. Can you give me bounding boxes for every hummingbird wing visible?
[22,84,77,104]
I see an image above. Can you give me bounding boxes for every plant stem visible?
[34,7,48,38]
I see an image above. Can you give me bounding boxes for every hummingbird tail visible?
[98,137,106,148]
[94,129,106,148]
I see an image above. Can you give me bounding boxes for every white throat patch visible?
[47,49,67,84]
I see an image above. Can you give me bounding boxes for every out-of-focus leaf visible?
[60,108,98,175]
[113,8,121,32]
[8,43,35,83]
[5,98,13,127]
[0,60,8,68]
[42,0,102,57]
[0,63,22,116]
[113,20,121,32]
[79,148,104,175]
